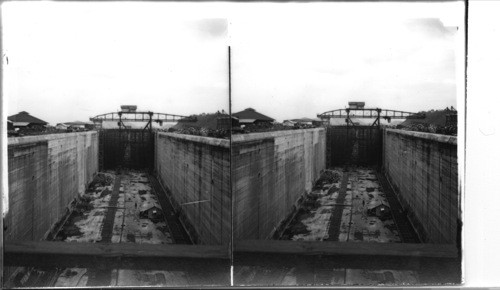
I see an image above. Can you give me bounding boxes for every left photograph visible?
[2,3,230,287]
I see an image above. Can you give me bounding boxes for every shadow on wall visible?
[155,132,231,246]
[231,128,326,241]
[5,132,99,242]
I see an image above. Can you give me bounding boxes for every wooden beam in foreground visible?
[4,241,230,270]
[234,240,458,259]
[5,240,228,259]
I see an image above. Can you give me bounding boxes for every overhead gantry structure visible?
[317,108,426,127]
[90,110,197,131]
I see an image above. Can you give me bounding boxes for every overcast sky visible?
[2,2,464,124]
[230,2,464,122]
[3,3,228,125]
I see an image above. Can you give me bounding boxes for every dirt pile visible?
[168,127,230,139]
[166,112,231,139]
[233,122,320,134]
[280,169,342,240]
[398,108,457,136]
[313,170,342,190]
[89,173,113,189]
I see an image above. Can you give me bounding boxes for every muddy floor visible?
[55,171,172,244]
[6,170,203,288]
[281,167,401,242]
[53,170,178,287]
[256,167,422,286]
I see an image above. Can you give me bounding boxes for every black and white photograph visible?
[2,2,230,287]
[229,1,465,286]
[4,0,500,288]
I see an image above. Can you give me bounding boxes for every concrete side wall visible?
[5,132,99,241]
[155,133,231,246]
[232,128,326,240]
[383,129,459,244]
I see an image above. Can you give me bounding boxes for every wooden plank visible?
[235,240,458,258]
[5,240,229,259]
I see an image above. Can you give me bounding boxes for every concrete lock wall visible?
[155,133,231,246]
[383,129,459,244]
[5,132,99,241]
[232,128,326,240]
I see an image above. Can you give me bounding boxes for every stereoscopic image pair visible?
[3,1,463,287]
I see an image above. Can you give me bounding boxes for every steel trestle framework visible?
[90,111,197,131]
[317,108,426,127]
[90,110,196,171]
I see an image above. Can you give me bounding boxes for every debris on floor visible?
[51,170,175,287]
[281,167,401,243]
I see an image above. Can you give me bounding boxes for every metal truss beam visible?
[317,108,426,127]
[90,111,197,124]
[317,108,425,120]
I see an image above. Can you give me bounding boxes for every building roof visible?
[8,111,48,125]
[120,105,137,112]
[233,108,274,122]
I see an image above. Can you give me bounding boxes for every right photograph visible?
[230,1,464,286]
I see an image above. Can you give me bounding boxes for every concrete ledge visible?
[8,131,97,146]
[157,132,230,148]
[5,240,229,259]
[235,240,458,258]
[232,128,325,143]
[385,129,457,145]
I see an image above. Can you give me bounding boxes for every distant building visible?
[7,120,14,131]
[348,102,365,109]
[290,117,323,127]
[283,120,296,127]
[65,121,94,130]
[121,105,137,113]
[55,123,69,130]
[55,121,94,131]
[8,111,48,129]
[233,108,274,125]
